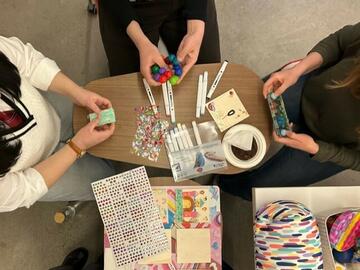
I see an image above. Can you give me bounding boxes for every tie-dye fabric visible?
[329,210,360,252]
[254,200,324,269]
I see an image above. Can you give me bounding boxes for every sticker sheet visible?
[206,89,249,132]
[104,186,222,270]
[92,167,168,267]
[131,106,169,162]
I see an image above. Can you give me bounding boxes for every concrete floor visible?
[0,1,359,269]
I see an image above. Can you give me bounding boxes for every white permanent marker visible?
[207,60,228,99]
[174,127,185,150]
[182,124,194,148]
[166,134,175,152]
[170,129,179,152]
[196,74,203,118]
[142,78,158,114]
[162,83,170,116]
[201,71,208,115]
[191,121,202,145]
[177,123,189,149]
[167,81,176,123]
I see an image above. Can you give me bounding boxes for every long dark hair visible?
[0,51,22,177]
[329,58,360,99]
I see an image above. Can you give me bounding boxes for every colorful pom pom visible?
[150,54,183,84]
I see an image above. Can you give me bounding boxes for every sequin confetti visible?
[131,106,169,161]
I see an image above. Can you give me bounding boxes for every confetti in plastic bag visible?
[131,106,169,161]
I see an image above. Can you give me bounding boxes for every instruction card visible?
[206,89,249,132]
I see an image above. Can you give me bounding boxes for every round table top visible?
[73,63,272,174]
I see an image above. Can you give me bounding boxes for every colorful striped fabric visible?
[329,210,360,252]
[254,200,324,269]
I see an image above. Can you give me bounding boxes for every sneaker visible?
[61,247,88,269]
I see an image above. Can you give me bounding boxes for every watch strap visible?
[67,139,85,158]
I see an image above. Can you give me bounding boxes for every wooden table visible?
[73,63,272,174]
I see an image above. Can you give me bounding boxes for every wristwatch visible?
[66,139,86,159]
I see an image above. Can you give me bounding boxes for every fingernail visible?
[270,93,277,100]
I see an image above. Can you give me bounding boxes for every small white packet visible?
[225,130,253,151]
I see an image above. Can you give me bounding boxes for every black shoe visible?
[61,247,89,269]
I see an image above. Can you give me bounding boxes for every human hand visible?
[139,41,167,86]
[73,88,112,113]
[72,117,115,150]
[176,20,205,83]
[263,68,302,98]
[273,130,319,155]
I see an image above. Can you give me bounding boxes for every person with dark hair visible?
[220,22,360,200]
[98,0,220,85]
[0,36,116,212]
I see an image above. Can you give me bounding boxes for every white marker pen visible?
[191,121,202,145]
[162,83,170,116]
[201,71,208,115]
[167,81,176,123]
[142,78,158,114]
[170,129,179,152]
[177,123,189,149]
[174,127,185,150]
[207,60,228,99]
[166,134,175,152]
[196,74,203,118]
[182,124,194,148]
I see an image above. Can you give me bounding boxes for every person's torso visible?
[302,47,360,147]
[3,76,61,172]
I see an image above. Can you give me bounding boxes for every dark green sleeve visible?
[100,0,139,30]
[183,0,208,22]
[309,22,360,66]
[312,140,360,170]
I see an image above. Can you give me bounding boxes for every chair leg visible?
[54,201,84,224]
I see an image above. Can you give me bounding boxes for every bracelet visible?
[66,139,86,159]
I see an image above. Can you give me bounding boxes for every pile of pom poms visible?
[151,54,182,85]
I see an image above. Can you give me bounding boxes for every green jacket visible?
[302,22,360,170]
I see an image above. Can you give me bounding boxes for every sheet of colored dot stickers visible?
[104,186,222,270]
[92,166,169,268]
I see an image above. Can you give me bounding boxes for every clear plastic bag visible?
[165,121,227,182]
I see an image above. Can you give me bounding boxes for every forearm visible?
[126,20,151,50]
[313,141,360,171]
[291,52,323,77]
[48,71,83,100]
[187,20,205,37]
[34,144,78,188]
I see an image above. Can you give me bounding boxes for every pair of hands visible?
[263,68,319,155]
[139,20,205,86]
[71,88,115,151]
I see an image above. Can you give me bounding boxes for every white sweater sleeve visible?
[0,36,60,90]
[0,168,48,212]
